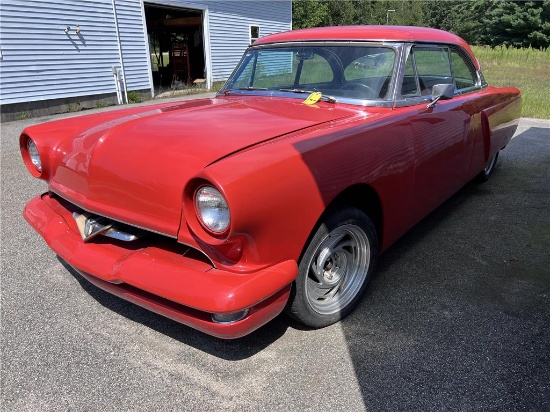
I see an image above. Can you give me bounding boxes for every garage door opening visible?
[144,4,206,92]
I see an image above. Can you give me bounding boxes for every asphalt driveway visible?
[1,110,549,411]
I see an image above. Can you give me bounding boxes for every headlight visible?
[195,186,230,234]
[27,139,42,172]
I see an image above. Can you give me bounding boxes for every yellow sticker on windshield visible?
[303,92,322,105]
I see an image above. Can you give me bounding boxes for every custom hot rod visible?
[21,26,521,338]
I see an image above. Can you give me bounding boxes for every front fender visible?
[180,146,326,273]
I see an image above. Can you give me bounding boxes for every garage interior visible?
[144,4,206,90]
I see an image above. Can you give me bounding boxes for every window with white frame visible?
[250,25,260,44]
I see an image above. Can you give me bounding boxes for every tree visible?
[482,1,550,49]
[292,0,550,49]
[293,0,425,28]
[325,1,357,26]
[422,1,494,44]
[292,0,330,29]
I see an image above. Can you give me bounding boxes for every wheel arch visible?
[328,184,383,244]
[298,183,383,263]
[288,184,382,326]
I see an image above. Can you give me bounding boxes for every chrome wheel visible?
[305,225,370,315]
[286,207,378,328]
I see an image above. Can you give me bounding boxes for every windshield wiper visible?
[238,86,268,91]
[278,88,337,103]
[224,87,269,95]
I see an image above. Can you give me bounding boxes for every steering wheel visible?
[340,82,377,98]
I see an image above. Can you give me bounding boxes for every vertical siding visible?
[0,0,123,105]
[114,0,152,92]
[206,0,292,81]
[0,0,291,106]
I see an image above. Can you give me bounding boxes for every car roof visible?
[254,25,479,69]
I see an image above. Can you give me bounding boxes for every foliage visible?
[66,103,82,112]
[293,1,424,28]
[292,0,329,28]
[127,91,145,104]
[423,1,493,44]
[481,1,550,49]
[210,81,226,92]
[292,0,550,49]
[421,0,550,49]
[16,111,32,120]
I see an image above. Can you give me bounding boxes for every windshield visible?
[220,45,396,103]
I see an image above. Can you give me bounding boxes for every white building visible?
[0,0,292,121]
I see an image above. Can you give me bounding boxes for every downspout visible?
[112,66,122,104]
[112,0,128,104]
[202,8,213,89]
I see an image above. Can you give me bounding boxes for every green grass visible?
[66,103,82,112]
[472,46,550,119]
[127,90,145,104]
[16,111,32,120]
[211,81,226,92]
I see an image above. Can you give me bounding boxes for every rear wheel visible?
[287,207,378,328]
[476,152,499,183]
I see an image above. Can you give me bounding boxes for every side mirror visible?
[427,83,455,108]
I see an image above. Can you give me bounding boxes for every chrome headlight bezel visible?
[194,185,231,234]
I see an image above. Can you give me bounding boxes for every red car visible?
[21,26,521,338]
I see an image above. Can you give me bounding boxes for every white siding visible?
[0,0,291,106]
[0,0,123,105]
[114,0,151,92]
[206,0,292,81]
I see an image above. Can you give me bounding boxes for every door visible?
[403,46,478,220]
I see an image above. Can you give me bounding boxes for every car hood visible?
[48,96,357,236]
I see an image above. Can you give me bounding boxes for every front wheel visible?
[286,207,378,328]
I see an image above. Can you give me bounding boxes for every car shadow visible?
[337,127,550,410]
[58,257,294,360]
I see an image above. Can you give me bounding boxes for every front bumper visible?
[24,193,297,339]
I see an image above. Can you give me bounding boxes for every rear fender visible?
[481,91,521,162]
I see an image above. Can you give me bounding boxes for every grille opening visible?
[52,193,213,266]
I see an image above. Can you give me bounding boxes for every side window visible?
[402,51,419,96]
[451,49,477,90]
[413,47,452,94]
